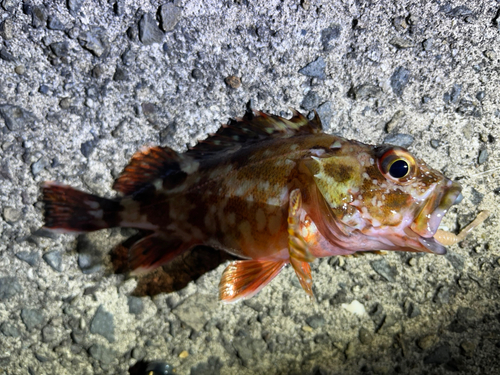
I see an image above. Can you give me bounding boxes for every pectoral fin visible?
[290,257,314,298]
[219,259,286,303]
[288,189,316,299]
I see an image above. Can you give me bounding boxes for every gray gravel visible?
[1,0,499,374]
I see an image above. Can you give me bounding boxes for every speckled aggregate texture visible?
[0,0,499,374]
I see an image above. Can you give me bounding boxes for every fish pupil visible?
[389,159,409,178]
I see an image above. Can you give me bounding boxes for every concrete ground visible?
[0,0,499,374]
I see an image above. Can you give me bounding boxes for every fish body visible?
[43,109,464,302]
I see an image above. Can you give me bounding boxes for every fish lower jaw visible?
[403,226,446,254]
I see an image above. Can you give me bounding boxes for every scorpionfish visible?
[43,109,470,302]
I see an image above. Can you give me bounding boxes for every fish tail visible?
[42,182,121,233]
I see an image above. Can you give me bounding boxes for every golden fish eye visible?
[378,148,417,184]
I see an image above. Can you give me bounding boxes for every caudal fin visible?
[42,182,121,233]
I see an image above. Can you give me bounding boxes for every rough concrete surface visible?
[0,0,499,374]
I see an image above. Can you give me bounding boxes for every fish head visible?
[309,140,462,254]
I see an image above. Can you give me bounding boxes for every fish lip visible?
[410,180,462,240]
[418,236,447,254]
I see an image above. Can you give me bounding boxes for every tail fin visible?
[42,182,121,233]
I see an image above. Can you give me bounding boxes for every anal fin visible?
[128,232,189,275]
[219,259,286,303]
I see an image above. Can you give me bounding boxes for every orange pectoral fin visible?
[289,257,314,299]
[288,189,316,300]
[219,259,287,303]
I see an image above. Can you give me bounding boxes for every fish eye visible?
[378,147,417,184]
[388,159,409,178]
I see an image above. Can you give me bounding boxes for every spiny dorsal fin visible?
[187,109,323,159]
[113,146,193,195]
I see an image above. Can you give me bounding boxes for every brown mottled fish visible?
[42,109,489,302]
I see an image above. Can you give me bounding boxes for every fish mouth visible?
[408,180,462,254]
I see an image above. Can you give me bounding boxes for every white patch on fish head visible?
[310,148,326,157]
[330,140,342,149]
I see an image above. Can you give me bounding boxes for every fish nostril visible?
[454,193,464,205]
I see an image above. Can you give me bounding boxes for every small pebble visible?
[90,305,115,343]
[390,66,411,96]
[433,286,451,304]
[302,325,313,332]
[32,5,47,28]
[113,67,128,81]
[15,251,39,266]
[0,49,15,63]
[42,251,63,272]
[179,350,189,358]
[422,38,433,51]
[478,148,488,164]
[349,84,381,100]
[417,334,438,350]
[3,207,21,223]
[342,300,366,316]
[0,322,20,338]
[483,49,496,60]
[392,16,408,31]
[383,133,415,148]
[385,110,405,133]
[160,3,182,32]
[389,37,413,49]
[305,314,325,329]
[300,91,320,111]
[92,64,104,78]
[370,258,396,282]
[316,101,332,126]
[191,68,203,80]
[47,15,65,31]
[224,75,241,89]
[0,277,22,300]
[15,65,25,75]
[138,13,164,45]
[320,26,341,51]
[430,139,440,148]
[21,308,45,331]
[359,327,373,345]
[406,302,421,318]
[88,344,115,364]
[59,98,71,109]
[298,56,326,79]
[127,296,144,315]
[345,342,356,359]
[460,340,476,357]
[131,347,145,360]
[39,85,49,94]
[0,19,14,40]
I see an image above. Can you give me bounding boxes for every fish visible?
[41,109,489,303]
